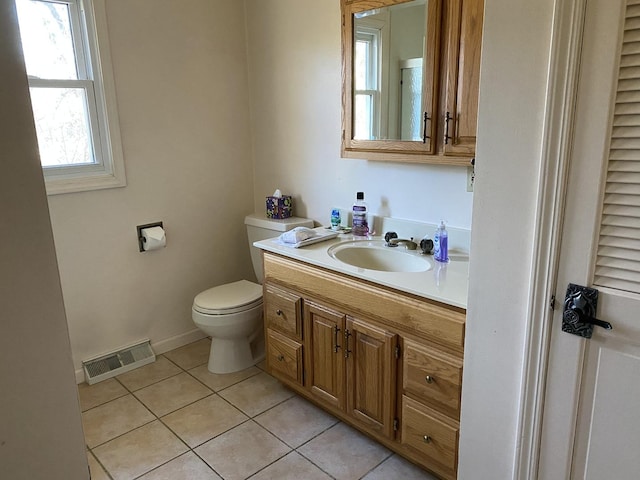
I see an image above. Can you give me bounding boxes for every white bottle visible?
[352,192,369,237]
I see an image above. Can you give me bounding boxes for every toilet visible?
[192,214,314,374]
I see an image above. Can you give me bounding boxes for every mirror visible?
[342,0,482,165]
[352,0,427,142]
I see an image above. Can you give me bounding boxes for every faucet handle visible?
[384,231,398,244]
[420,238,434,255]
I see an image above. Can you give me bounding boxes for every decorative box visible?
[266,195,292,219]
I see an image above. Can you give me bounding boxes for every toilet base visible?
[207,335,265,374]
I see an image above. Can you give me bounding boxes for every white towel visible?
[279,227,317,244]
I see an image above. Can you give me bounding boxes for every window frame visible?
[354,26,381,139]
[18,0,126,195]
[352,14,390,141]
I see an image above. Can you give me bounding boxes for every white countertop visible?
[254,228,469,309]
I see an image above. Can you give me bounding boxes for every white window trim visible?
[28,0,126,195]
[354,16,390,140]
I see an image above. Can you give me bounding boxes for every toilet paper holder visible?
[136,221,164,252]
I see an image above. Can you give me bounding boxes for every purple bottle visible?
[433,221,449,263]
[352,192,369,237]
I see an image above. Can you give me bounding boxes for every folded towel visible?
[279,227,317,244]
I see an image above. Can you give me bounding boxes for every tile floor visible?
[79,338,437,480]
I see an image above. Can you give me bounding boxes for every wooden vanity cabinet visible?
[262,252,464,479]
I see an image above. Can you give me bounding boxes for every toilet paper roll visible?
[141,226,166,251]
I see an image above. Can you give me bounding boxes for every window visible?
[15,0,125,195]
[354,26,381,140]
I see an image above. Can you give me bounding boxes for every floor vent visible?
[83,340,155,385]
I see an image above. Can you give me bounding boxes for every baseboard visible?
[74,328,207,384]
[151,328,207,355]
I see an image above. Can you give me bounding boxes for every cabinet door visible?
[442,0,483,157]
[345,316,398,438]
[305,301,346,410]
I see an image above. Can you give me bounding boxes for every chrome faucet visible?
[387,238,418,250]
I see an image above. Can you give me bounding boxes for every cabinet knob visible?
[425,375,434,384]
[277,354,285,361]
[423,435,432,444]
[275,309,283,316]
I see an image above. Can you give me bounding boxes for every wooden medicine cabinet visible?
[341,0,484,165]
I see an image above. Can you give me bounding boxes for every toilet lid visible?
[193,280,263,315]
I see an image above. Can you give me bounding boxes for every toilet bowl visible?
[191,214,314,374]
[192,280,264,374]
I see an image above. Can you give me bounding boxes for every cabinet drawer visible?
[266,328,303,385]
[403,340,463,417]
[264,284,302,340]
[401,395,459,473]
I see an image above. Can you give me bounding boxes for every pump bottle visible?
[433,221,449,263]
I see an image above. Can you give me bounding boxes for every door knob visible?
[562,283,612,339]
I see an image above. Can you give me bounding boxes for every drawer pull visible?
[423,435,432,444]
[425,375,434,384]
[275,309,283,316]
[277,354,285,361]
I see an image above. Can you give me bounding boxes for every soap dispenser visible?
[433,221,449,263]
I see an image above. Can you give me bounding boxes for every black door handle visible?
[562,283,613,339]
[563,307,612,330]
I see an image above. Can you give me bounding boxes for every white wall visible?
[244,0,474,230]
[0,2,87,478]
[460,0,555,478]
[46,0,256,372]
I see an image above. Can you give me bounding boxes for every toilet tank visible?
[244,213,314,283]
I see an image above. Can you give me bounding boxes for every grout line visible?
[190,447,225,479]
[184,365,262,394]
[130,450,187,480]
[80,392,129,414]
[356,451,394,480]
[88,417,157,450]
[112,358,183,394]
[243,450,293,479]
[87,449,115,480]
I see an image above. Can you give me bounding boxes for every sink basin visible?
[327,241,432,272]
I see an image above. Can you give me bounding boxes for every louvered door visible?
[540,0,640,478]
[593,19,640,293]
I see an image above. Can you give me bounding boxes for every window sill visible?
[45,170,126,195]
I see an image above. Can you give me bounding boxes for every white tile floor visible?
[78,338,437,480]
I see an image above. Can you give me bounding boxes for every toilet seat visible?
[193,280,262,315]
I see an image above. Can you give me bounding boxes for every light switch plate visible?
[466,166,475,192]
